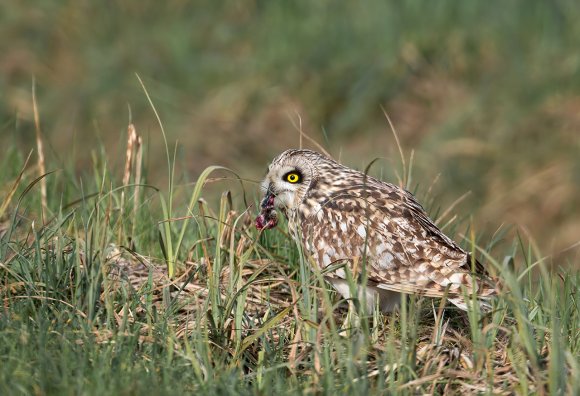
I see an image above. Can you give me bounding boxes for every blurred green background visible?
[1,0,579,262]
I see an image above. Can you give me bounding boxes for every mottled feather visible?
[258,149,496,312]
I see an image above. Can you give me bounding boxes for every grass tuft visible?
[1,126,579,394]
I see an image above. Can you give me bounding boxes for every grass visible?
[1,125,578,395]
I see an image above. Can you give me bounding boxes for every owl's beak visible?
[255,189,278,230]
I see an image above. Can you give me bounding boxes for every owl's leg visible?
[341,300,361,336]
[328,279,403,337]
[327,278,362,334]
[329,278,401,313]
[374,287,401,313]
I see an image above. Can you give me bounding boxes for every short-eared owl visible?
[256,149,495,312]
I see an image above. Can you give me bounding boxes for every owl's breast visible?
[286,208,302,243]
[292,202,354,270]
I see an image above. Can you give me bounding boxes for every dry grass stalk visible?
[381,106,407,188]
[288,111,332,158]
[0,151,33,220]
[133,133,143,230]
[120,123,142,246]
[121,124,138,208]
[31,79,47,219]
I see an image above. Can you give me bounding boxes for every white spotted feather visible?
[257,149,496,312]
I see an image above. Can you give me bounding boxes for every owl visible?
[256,149,496,313]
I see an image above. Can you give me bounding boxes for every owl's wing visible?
[304,182,495,302]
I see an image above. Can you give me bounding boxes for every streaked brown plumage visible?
[256,149,495,312]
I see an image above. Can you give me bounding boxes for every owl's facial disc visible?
[256,161,308,231]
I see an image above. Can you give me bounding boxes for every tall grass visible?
[1,128,578,395]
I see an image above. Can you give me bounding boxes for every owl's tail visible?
[448,255,497,313]
[448,295,493,313]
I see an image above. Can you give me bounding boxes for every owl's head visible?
[255,149,325,230]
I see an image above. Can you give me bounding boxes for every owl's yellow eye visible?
[284,172,301,183]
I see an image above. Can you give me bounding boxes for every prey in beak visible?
[255,190,278,231]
